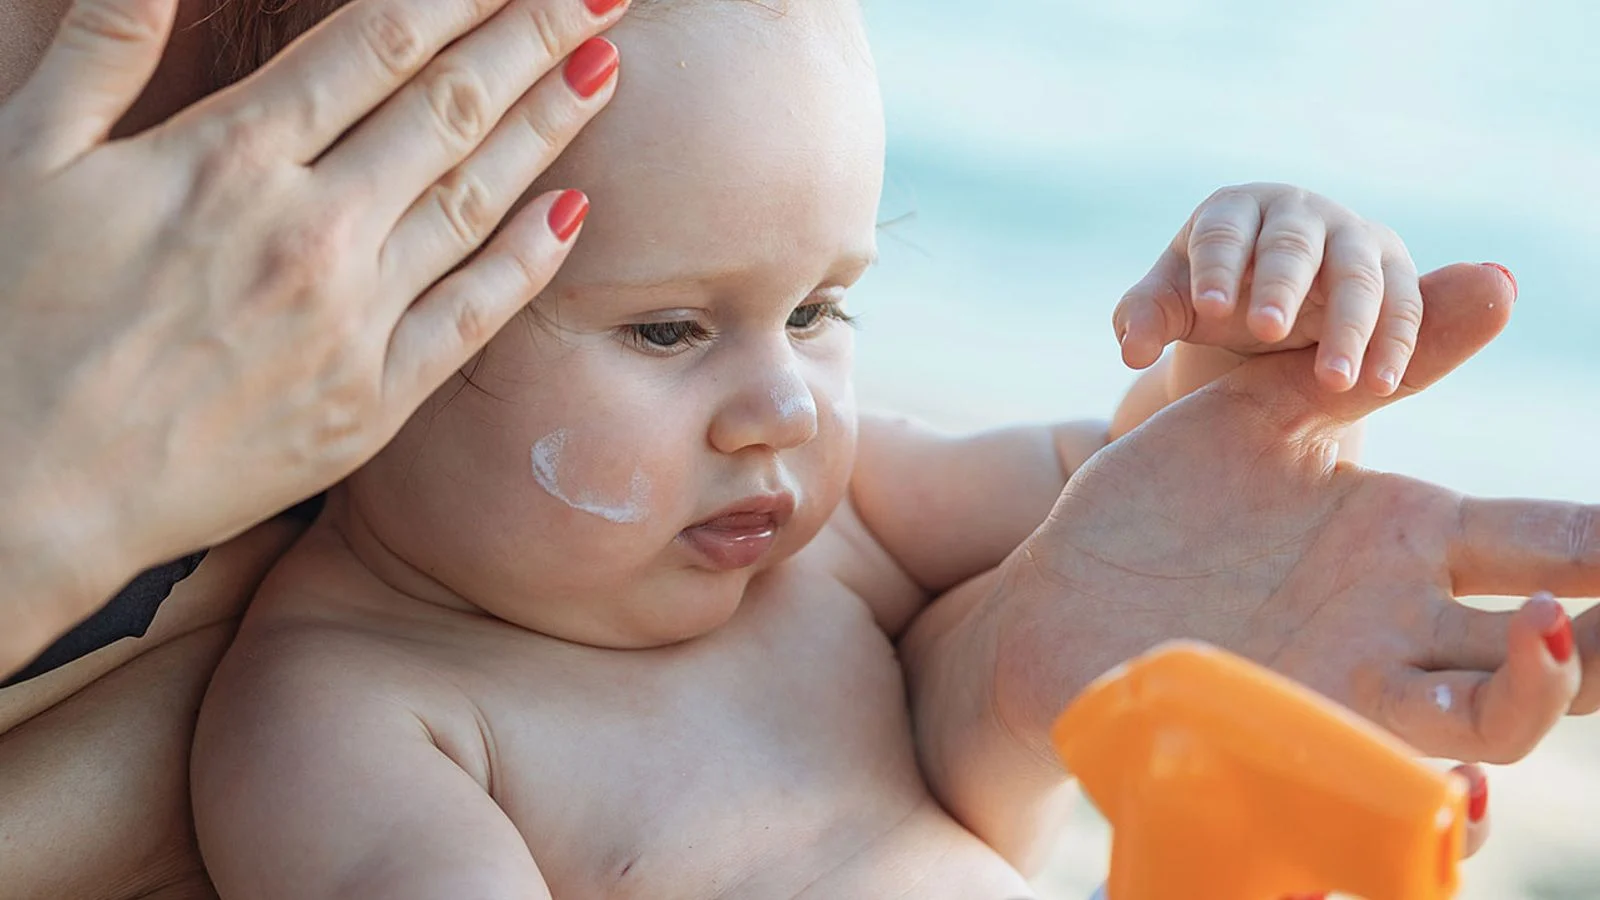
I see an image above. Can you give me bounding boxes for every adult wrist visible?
[0,480,134,674]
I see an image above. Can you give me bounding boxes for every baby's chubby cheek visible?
[529,427,653,526]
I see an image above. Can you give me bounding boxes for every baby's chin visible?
[516,542,815,651]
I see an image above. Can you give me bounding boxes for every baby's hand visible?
[1113,183,1430,395]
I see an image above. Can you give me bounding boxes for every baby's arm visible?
[191,633,546,900]
[849,413,1108,600]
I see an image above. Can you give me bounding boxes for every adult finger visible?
[1,0,177,166]
[1433,584,1600,718]
[1313,224,1385,392]
[1567,603,1600,715]
[1361,238,1424,397]
[382,36,618,301]
[1111,250,1190,369]
[179,0,505,163]
[1247,196,1327,343]
[1421,602,1509,673]
[1186,189,1262,319]
[1450,497,1600,598]
[1223,262,1515,434]
[383,188,587,412]
[1449,763,1491,858]
[321,0,626,223]
[1382,595,1577,764]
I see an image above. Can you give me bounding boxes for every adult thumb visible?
[1,0,178,167]
[1224,262,1517,433]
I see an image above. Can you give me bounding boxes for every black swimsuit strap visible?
[0,493,325,688]
[2,550,208,688]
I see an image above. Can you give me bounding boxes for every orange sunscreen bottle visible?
[1051,641,1466,900]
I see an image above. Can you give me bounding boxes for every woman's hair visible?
[202,0,727,89]
[204,0,341,87]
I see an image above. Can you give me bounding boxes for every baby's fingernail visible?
[1481,262,1519,300]
[1327,356,1353,382]
[1255,306,1287,332]
[1197,289,1228,309]
[1542,603,1574,664]
[1379,367,1400,392]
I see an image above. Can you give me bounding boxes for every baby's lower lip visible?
[679,519,779,571]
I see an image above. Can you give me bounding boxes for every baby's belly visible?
[560,795,1034,900]
[781,800,1036,900]
[480,570,1038,898]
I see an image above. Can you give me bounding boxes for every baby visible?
[191,1,1444,896]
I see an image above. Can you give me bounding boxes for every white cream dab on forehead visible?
[530,430,651,525]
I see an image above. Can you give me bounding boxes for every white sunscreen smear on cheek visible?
[1433,683,1453,713]
[770,383,817,421]
[530,429,651,525]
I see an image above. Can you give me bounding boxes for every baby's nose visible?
[708,369,819,454]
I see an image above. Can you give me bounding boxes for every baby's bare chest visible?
[453,571,1026,898]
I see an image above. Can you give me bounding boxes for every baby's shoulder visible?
[804,491,928,637]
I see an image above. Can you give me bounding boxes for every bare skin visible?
[193,5,1536,898]
[0,2,291,879]
[0,0,619,893]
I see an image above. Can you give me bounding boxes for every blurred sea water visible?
[855,0,1600,500]
[850,3,1600,897]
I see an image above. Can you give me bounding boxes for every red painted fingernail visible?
[548,190,590,242]
[565,37,619,99]
[1481,262,1518,300]
[1467,770,1489,823]
[585,0,626,14]
[1543,603,1574,664]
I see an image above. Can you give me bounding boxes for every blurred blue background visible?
[850,4,1600,895]
[854,0,1600,501]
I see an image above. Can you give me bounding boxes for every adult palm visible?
[998,263,1600,765]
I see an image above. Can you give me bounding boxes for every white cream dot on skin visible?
[770,383,817,421]
[1433,683,1453,713]
[530,429,651,525]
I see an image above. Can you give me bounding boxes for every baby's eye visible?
[787,301,855,332]
[626,321,713,353]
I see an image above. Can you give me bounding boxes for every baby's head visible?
[226,0,885,646]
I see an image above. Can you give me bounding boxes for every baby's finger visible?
[1313,226,1386,392]
[1383,594,1577,764]
[1361,243,1423,396]
[1248,199,1328,343]
[1185,189,1262,319]
[1112,251,1190,369]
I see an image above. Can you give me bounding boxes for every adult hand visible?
[0,0,626,668]
[995,262,1600,767]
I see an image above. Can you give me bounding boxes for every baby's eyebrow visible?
[579,249,879,292]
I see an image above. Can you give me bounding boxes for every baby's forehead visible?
[537,0,884,290]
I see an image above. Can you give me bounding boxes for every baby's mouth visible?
[679,495,795,571]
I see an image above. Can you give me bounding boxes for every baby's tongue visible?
[697,512,774,532]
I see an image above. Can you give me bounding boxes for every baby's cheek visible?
[529,427,655,526]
